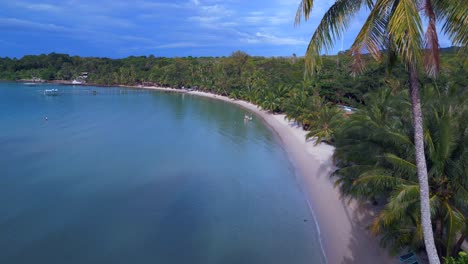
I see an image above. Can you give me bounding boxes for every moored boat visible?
[44,89,59,96]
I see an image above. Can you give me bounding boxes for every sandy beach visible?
[131,86,396,264]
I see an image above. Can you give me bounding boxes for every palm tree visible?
[334,87,412,200]
[295,1,467,263]
[333,85,467,259]
[303,99,344,145]
[260,91,283,113]
[283,87,309,122]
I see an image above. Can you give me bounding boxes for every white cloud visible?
[13,2,62,12]
[137,1,186,9]
[249,11,264,16]
[114,35,154,43]
[0,18,68,32]
[244,14,291,26]
[200,4,232,16]
[189,16,220,24]
[122,42,205,52]
[156,42,202,49]
[241,32,307,45]
[188,1,236,30]
[91,15,134,28]
[244,16,263,24]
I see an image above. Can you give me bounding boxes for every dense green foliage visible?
[332,84,467,258]
[0,48,465,108]
[445,251,468,264]
[296,0,468,261]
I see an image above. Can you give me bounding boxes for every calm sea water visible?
[0,82,325,264]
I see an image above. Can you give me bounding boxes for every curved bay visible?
[0,83,325,264]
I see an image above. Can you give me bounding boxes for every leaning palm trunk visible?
[408,64,440,264]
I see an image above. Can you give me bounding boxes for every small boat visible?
[72,79,83,85]
[24,82,38,86]
[44,89,58,96]
[244,114,253,121]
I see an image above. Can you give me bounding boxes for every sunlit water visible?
[0,82,325,264]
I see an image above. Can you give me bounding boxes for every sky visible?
[0,0,453,58]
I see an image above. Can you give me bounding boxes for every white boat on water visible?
[244,114,253,121]
[72,79,83,85]
[44,89,58,96]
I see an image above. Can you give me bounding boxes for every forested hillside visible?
[0,47,465,107]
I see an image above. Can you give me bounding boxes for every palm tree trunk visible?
[452,234,465,256]
[408,64,440,264]
[435,217,445,257]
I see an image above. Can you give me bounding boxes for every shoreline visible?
[130,86,395,263]
[19,81,395,263]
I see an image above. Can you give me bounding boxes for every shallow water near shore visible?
[0,82,325,264]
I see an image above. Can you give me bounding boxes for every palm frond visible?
[383,153,417,177]
[350,0,396,74]
[333,165,375,178]
[295,0,366,74]
[383,130,414,149]
[295,0,314,25]
[354,174,414,191]
[444,202,465,257]
[388,184,420,219]
[306,128,333,145]
[432,0,468,55]
[387,0,424,67]
[429,194,443,219]
[424,128,436,158]
[422,0,440,78]
[371,184,423,251]
[435,113,458,163]
[453,183,468,212]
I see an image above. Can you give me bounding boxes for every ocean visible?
[0,82,325,264]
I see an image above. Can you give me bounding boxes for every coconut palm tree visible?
[283,87,309,122]
[260,91,283,113]
[334,87,412,199]
[333,85,467,259]
[305,102,344,145]
[295,1,467,262]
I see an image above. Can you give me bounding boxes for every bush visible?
[445,252,468,264]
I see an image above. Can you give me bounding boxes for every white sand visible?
[133,86,396,263]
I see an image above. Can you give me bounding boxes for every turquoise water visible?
[0,82,325,264]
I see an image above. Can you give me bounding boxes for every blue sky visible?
[0,0,453,58]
